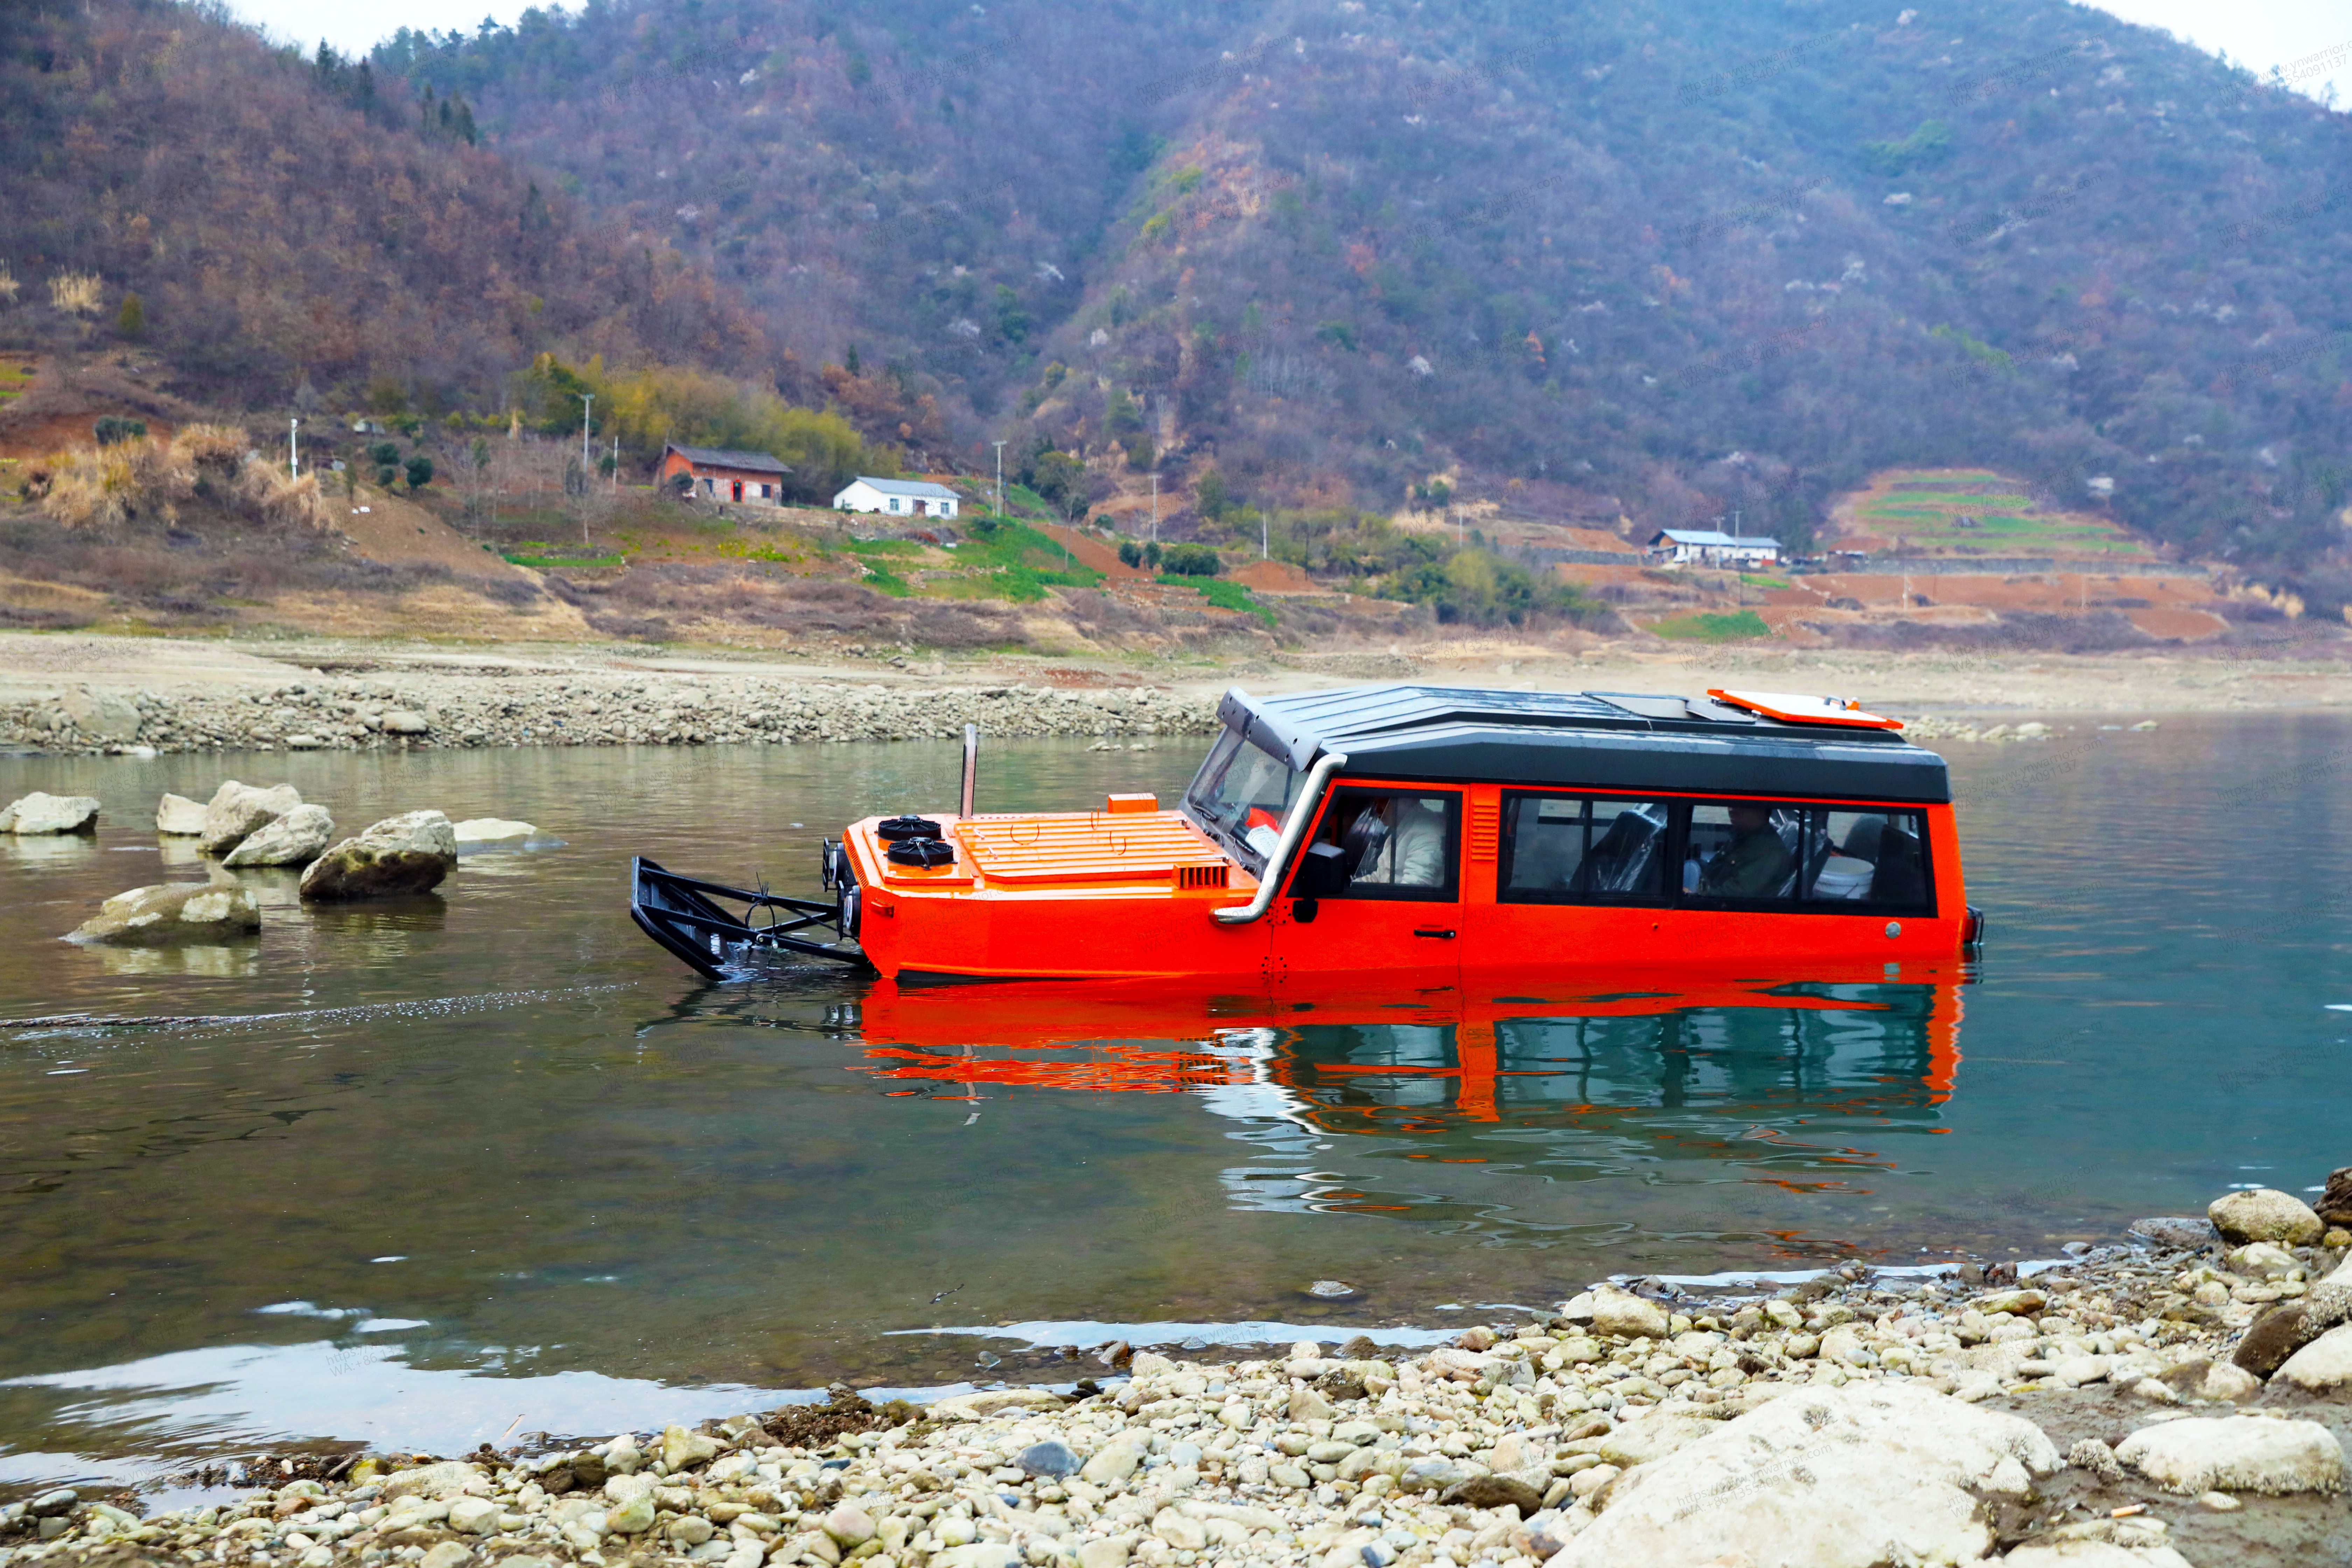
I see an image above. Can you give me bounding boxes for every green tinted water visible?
[0,718,2344,1486]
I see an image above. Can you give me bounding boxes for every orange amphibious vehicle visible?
[631,683,1981,982]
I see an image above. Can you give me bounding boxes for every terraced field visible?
[1831,467,2151,558]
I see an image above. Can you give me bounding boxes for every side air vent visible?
[1176,863,1231,891]
[1466,799,1499,863]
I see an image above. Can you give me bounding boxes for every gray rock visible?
[2115,1414,2344,1494]
[300,810,457,901]
[1590,1283,1670,1339]
[379,1461,484,1501]
[1547,1382,2059,1568]
[155,793,208,835]
[1018,1441,1079,1478]
[1440,1474,1544,1513]
[63,686,141,741]
[2234,1303,2312,1377]
[380,709,433,735]
[200,779,303,856]
[223,804,336,867]
[2128,1216,2216,1251]
[2066,1438,2125,1484]
[419,1542,473,1568]
[2272,1323,2352,1396]
[66,882,260,945]
[1400,1458,1466,1494]
[28,1489,79,1517]
[2210,1188,2324,1246]
[4,792,101,834]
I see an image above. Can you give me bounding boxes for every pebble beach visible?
[8,1188,2352,1568]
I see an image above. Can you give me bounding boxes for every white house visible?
[1646,528,1782,568]
[833,476,961,519]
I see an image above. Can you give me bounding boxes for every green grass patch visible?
[1739,573,1795,590]
[504,552,626,569]
[1162,574,1276,626]
[1649,609,1774,642]
[843,536,925,557]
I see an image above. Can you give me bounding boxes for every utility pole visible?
[1262,508,1270,560]
[992,440,1007,518]
[1150,472,1159,545]
[580,393,594,474]
[611,434,620,492]
[288,417,299,479]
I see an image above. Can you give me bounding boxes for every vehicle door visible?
[1266,784,1464,993]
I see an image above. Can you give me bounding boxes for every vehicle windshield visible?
[1183,729,1306,868]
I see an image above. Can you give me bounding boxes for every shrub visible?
[1160,542,1219,576]
[170,424,252,479]
[116,292,146,337]
[37,439,193,528]
[48,272,103,315]
[0,262,18,306]
[1124,436,1154,470]
[368,440,402,468]
[1144,540,1161,569]
[233,462,332,530]
[93,416,148,446]
[1117,539,1143,568]
[405,455,434,491]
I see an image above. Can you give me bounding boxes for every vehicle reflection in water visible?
[704,964,1970,1243]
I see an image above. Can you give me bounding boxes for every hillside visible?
[382,0,2352,607]
[0,0,768,413]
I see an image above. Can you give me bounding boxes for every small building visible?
[657,442,792,506]
[833,475,961,519]
[1646,528,1782,569]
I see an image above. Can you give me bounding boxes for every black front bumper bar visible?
[631,856,866,979]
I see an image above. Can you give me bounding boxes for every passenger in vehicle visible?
[1343,796,1446,888]
[1698,803,1794,897]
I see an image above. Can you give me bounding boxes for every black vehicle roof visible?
[1217,684,1949,804]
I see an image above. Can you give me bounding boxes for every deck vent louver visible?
[1176,863,1231,891]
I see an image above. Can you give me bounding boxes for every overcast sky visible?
[228,0,2347,107]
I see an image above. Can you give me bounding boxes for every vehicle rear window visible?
[1500,794,1932,912]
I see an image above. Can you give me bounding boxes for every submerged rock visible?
[200,780,302,857]
[299,811,457,901]
[223,805,336,868]
[3,792,101,835]
[451,818,540,845]
[66,882,260,945]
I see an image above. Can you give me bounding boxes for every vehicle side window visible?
[1797,808,1933,909]
[1684,803,1800,902]
[1498,795,1670,903]
[1316,789,1460,901]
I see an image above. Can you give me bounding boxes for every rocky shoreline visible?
[0,678,1214,756]
[8,1186,2352,1568]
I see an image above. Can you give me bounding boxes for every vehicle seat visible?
[1582,807,1663,893]
[1842,815,1888,863]
[1867,825,1927,904]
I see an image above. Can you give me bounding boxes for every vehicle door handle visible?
[1413,927,1456,939]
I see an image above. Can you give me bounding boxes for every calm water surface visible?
[0,717,2344,1487]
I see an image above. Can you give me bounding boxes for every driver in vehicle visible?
[1699,802,1793,897]
[1348,796,1446,888]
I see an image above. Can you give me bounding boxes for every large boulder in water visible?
[2,792,101,835]
[223,804,336,867]
[66,882,261,945]
[200,780,303,857]
[299,810,456,901]
[155,793,207,835]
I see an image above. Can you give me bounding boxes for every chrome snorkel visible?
[1211,750,1349,926]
